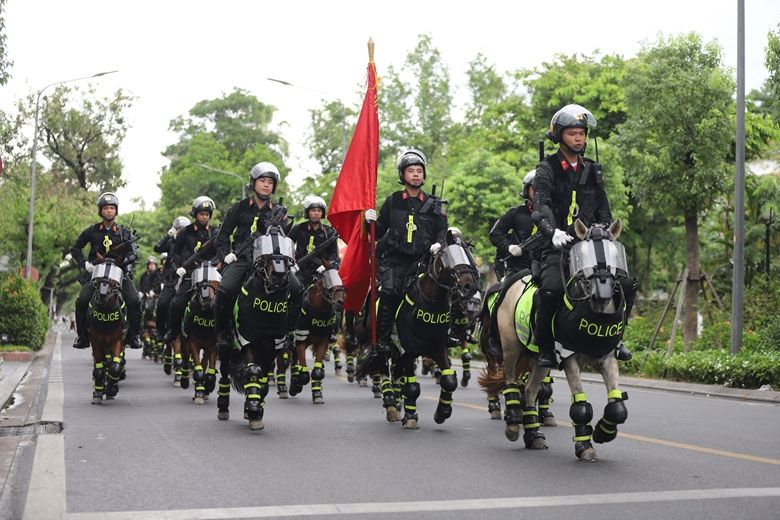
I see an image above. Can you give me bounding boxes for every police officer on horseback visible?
[138,256,162,296]
[365,148,448,351]
[288,195,340,285]
[166,196,219,343]
[490,169,537,279]
[532,104,637,368]
[69,192,143,350]
[154,216,190,346]
[214,161,303,350]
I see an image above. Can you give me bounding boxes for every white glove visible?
[176,267,186,278]
[508,244,523,257]
[316,265,326,274]
[85,261,95,273]
[430,243,442,254]
[290,264,300,274]
[167,227,177,237]
[364,209,377,223]
[223,253,237,265]
[138,291,144,299]
[552,229,574,249]
[147,290,156,298]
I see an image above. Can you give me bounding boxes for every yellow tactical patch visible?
[513,275,538,352]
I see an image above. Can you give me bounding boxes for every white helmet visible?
[302,195,327,218]
[172,216,190,231]
[523,169,536,200]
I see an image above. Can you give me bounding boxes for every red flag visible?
[329,56,378,313]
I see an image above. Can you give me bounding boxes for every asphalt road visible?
[4,330,780,519]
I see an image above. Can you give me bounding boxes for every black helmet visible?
[522,169,536,201]
[191,196,215,217]
[396,148,427,185]
[249,162,281,193]
[97,192,119,216]
[544,104,597,145]
[302,195,327,219]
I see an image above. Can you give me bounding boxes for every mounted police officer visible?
[214,162,302,350]
[365,148,448,351]
[167,196,219,343]
[138,256,162,296]
[532,104,636,368]
[288,195,340,286]
[69,192,143,350]
[489,169,537,280]
[154,216,190,345]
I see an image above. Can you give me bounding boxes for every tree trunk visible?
[683,210,700,350]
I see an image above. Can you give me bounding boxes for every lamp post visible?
[196,163,245,201]
[762,206,774,280]
[266,77,347,164]
[25,70,119,279]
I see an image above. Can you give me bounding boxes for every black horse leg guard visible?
[570,393,595,457]
[180,356,191,389]
[380,377,396,409]
[521,405,547,449]
[538,374,555,423]
[243,363,264,420]
[92,362,106,399]
[487,395,501,417]
[193,364,205,398]
[401,378,421,421]
[593,390,628,444]
[217,376,231,419]
[502,384,523,425]
[173,352,183,378]
[106,356,122,397]
[311,361,324,401]
[434,368,457,424]
[371,373,382,397]
[460,351,472,386]
[205,369,217,395]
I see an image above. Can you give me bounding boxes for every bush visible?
[664,349,780,389]
[0,273,49,350]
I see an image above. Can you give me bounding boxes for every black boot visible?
[534,289,559,369]
[214,292,235,351]
[375,293,399,352]
[616,342,633,361]
[536,346,558,368]
[73,306,91,349]
[126,302,143,349]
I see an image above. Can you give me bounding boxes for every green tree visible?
[763,23,780,123]
[617,33,735,348]
[0,0,12,86]
[34,85,134,191]
[306,100,355,175]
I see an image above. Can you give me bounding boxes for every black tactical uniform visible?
[138,266,163,294]
[288,221,340,285]
[154,233,177,341]
[70,216,142,349]
[489,204,535,278]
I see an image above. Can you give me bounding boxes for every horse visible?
[181,262,221,405]
[356,230,480,429]
[338,310,369,387]
[289,265,346,403]
[87,259,126,404]
[140,291,160,361]
[479,219,629,460]
[217,225,297,430]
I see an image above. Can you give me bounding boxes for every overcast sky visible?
[1,0,778,211]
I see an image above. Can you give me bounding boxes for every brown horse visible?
[289,266,346,403]
[182,263,221,405]
[87,260,126,404]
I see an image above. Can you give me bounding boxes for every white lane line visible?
[24,332,67,520]
[64,488,780,519]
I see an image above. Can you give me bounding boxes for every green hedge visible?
[0,273,49,350]
[663,349,780,389]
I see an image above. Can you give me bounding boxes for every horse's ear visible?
[608,219,622,240]
[574,219,588,240]
[446,229,455,245]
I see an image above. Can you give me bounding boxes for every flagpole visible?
[367,38,378,345]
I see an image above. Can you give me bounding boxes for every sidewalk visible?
[0,357,35,411]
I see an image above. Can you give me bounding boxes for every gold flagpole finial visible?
[368,37,375,64]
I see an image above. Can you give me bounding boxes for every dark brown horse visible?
[87,260,126,404]
[356,231,479,429]
[289,266,345,404]
[183,263,221,405]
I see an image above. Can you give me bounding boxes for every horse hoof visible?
[248,419,264,431]
[460,374,470,387]
[528,437,548,450]
[91,396,103,405]
[358,378,368,387]
[163,365,172,375]
[385,406,400,423]
[578,448,598,461]
[278,391,289,399]
[542,415,558,427]
[194,397,205,405]
[402,418,418,430]
[490,410,502,420]
[313,396,324,404]
[505,424,520,442]
[173,379,181,388]
[347,373,355,383]
[217,410,229,421]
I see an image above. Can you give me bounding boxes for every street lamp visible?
[25,70,119,280]
[762,206,774,280]
[266,77,347,164]
[196,163,246,201]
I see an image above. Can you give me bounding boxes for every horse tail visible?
[231,362,247,395]
[353,346,381,381]
[478,365,506,396]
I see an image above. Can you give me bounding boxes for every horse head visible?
[427,228,480,302]
[568,219,627,314]
[315,260,345,314]
[252,224,296,293]
[191,262,221,311]
[90,259,123,308]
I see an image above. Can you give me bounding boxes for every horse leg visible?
[204,346,218,398]
[562,356,597,461]
[180,346,191,390]
[105,339,123,399]
[345,348,356,382]
[500,338,523,442]
[276,347,291,399]
[91,347,106,404]
[371,373,383,398]
[217,355,231,421]
[311,339,327,404]
[432,348,456,425]
[191,340,206,404]
[119,349,127,381]
[537,370,557,427]
[396,356,418,429]
[332,343,342,372]
[592,355,628,445]
[520,364,549,450]
[243,360,266,430]
[163,341,173,375]
[460,347,472,387]
[487,391,502,420]
[289,339,307,397]
[173,339,183,387]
